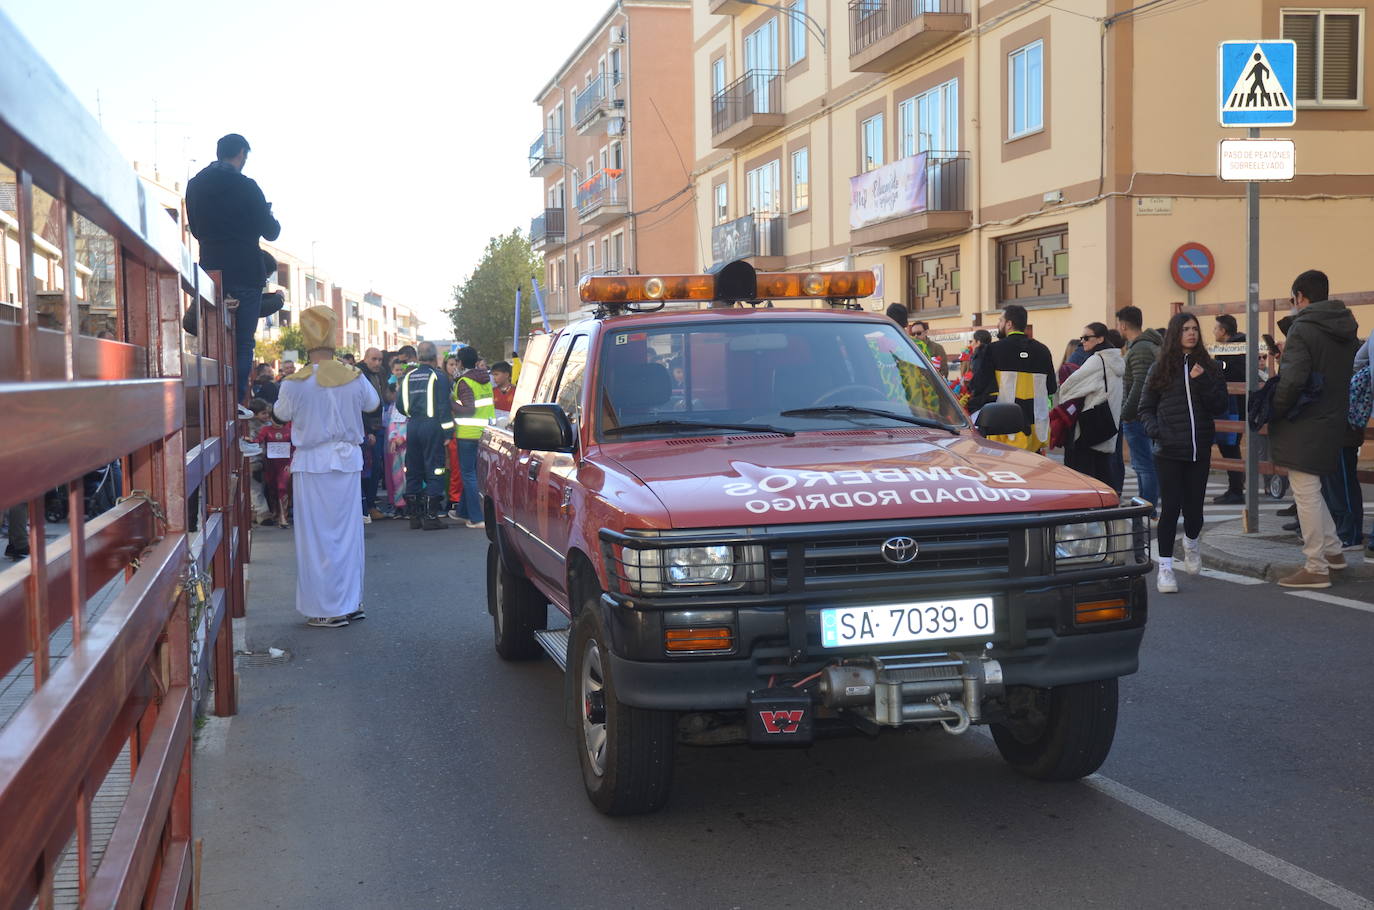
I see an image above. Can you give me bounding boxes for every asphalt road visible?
[194,519,1374,910]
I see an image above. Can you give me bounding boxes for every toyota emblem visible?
[880,536,919,565]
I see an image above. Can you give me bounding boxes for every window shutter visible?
[1284,12,1319,101]
[1321,13,1361,102]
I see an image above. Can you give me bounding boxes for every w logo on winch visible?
[757,710,806,734]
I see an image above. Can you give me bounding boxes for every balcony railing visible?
[711,212,784,265]
[574,73,622,129]
[530,208,565,247]
[576,170,627,220]
[849,0,969,70]
[529,129,563,176]
[711,69,783,138]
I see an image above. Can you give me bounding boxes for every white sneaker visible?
[465,520,486,530]
[1182,541,1201,575]
[447,508,462,521]
[1156,565,1178,593]
[362,513,372,524]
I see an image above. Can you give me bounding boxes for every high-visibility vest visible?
[454,376,494,439]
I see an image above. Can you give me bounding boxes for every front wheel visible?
[990,679,1118,781]
[486,543,546,660]
[571,605,675,815]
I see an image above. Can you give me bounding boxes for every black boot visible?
[422,496,449,530]
[408,499,423,530]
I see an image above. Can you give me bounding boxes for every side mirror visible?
[974,402,1027,438]
[513,404,576,453]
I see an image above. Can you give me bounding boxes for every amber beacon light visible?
[579,268,876,304]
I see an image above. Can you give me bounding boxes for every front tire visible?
[991,679,1118,781]
[487,543,546,660]
[571,605,675,815]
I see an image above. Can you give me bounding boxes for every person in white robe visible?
[273,305,380,627]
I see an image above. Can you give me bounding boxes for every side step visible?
[533,627,571,672]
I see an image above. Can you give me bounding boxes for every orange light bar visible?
[755,270,875,300]
[664,627,734,652]
[1074,599,1129,625]
[579,274,715,304]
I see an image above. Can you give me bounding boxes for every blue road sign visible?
[1171,242,1215,292]
[1219,40,1296,127]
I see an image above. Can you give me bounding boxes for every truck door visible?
[510,332,574,588]
[536,334,590,590]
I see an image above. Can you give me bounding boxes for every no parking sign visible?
[1170,242,1215,293]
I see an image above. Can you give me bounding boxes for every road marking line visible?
[1199,567,1266,585]
[1284,590,1374,614]
[1082,774,1374,910]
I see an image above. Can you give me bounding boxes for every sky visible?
[0,0,612,333]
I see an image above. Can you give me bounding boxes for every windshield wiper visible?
[779,405,961,435]
[603,419,796,438]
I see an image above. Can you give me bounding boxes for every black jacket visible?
[359,364,387,433]
[1137,354,1230,461]
[186,161,281,288]
[1270,299,1361,475]
[967,332,1058,412]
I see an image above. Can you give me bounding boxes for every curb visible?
[1199,518,1374,583]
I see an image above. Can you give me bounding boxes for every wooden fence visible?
[0,13,249,908]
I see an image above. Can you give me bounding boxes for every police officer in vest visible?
[397,340,454,529]
[452,346,494,529]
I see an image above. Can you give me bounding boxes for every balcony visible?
[573,74,623,133]
[530,208,565,251]
[848,153,971,249]
[711,70,784,149]
[709,0,752,13]
[710,212,785,270]
[848,0,970,73]
[529,130,563,178]
[576,170,628,225]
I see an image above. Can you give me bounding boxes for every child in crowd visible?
[256,413,294,528]
[243,399,273,524]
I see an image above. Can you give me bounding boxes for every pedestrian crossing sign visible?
[1219,40,1296,127]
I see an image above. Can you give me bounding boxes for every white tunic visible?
[274,371,380,618]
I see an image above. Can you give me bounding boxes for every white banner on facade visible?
[850,153,928,230]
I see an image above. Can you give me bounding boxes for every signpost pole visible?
[1244,126,1261,533]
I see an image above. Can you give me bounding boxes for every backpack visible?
[1351,365,1373,431]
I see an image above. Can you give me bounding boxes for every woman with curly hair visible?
[1138,311,1229,593]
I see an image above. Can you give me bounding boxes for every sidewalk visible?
[1200,511,1373,581]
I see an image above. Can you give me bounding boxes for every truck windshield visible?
[595,319,968,440]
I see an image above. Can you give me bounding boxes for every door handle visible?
[527,459,541,481]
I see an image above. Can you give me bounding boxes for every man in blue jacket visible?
[186,133,282,403]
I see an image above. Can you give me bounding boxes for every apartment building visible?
[693,0,1374,352]
[529,0,697,328]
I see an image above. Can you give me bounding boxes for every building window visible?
[610,140,623,170]
[746,159,781,214]
[790,147,809,212]
[899,78,959,157]
[788,0,807,65]
[1283,9,1363,105]
[997,226,1067,306]
[1008,39,1044,138]
[611,232,624,272]
[714,182,729,224]
[610,47,622,84]
[905,248,960,313]
[861,113,885,172]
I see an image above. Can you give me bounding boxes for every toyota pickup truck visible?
[478,263,1151,816]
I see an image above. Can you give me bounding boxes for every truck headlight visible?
[665,546,734,584]
[1055,522,1108,565]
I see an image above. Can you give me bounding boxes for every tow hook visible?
[817,653,1002,734]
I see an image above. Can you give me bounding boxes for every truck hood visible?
[597,428,1116,528]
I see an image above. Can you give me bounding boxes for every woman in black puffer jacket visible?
[1138,311,1229,593]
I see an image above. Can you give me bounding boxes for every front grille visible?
[769,529,1011,591]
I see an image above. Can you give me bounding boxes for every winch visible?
[817,653,1004,734]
